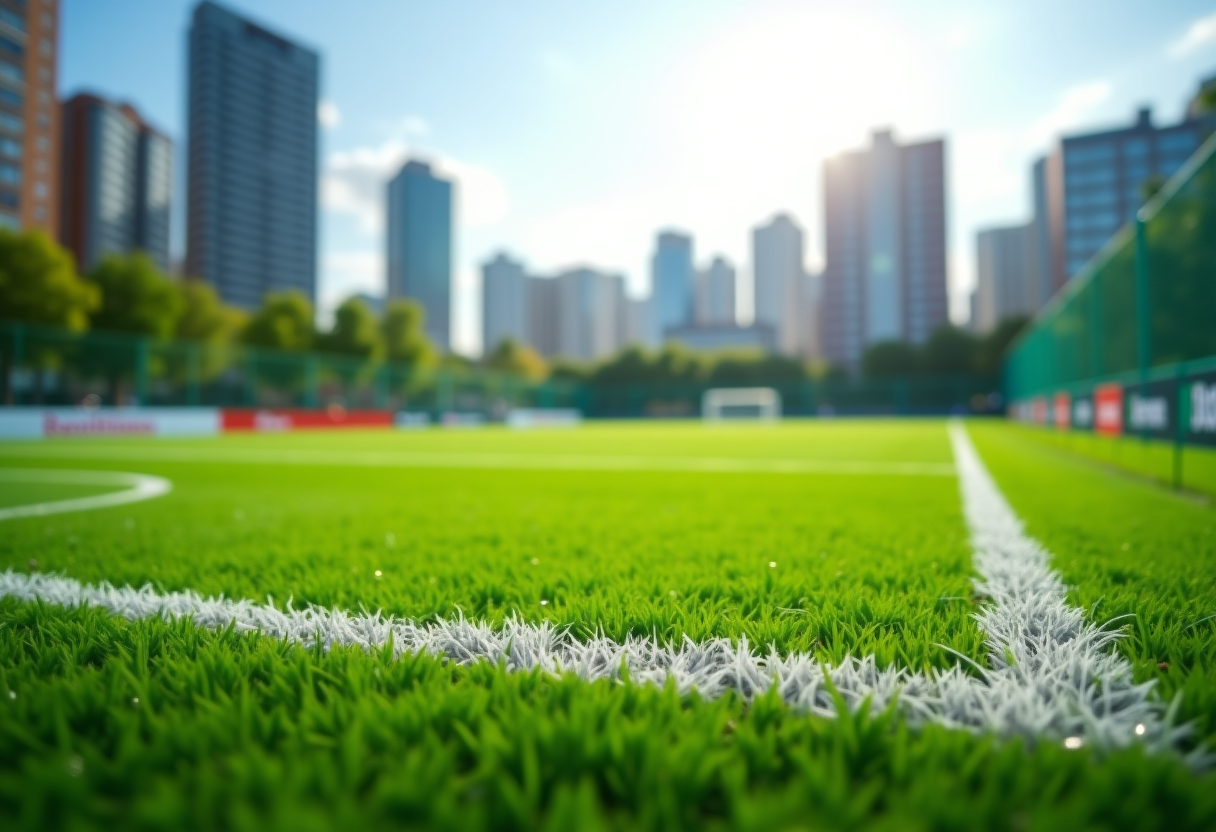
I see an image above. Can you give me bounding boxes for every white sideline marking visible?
[0,423,1191,757]
[0,444,956,476]
[0,469,172,521]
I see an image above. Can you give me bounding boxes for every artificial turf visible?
[0,419,1213,830]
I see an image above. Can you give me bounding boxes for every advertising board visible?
[1052,392,1070,430]
[220,408,393,432]
[1123,380,1176,441]
[0,408,220,440]
[1094,384,1123,436]
[1184,371,1216,447]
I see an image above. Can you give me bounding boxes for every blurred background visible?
[2,0,1215,419]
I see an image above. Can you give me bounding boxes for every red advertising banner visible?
[1053,392,1071,430]
[1094,384,1123,436]
[221,408,393,433]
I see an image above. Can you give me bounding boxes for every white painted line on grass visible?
[0,423,1194,759]
[0,469,172,521]
[0,444,957,476]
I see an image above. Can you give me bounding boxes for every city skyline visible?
[57,0,1216,354]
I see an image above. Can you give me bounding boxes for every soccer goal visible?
[702,387,782,422]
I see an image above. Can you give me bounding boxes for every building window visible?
[39,38,51,57]
[0,87,21,108]
[0,112,20,134]
[0,35,22,59]
[0,136,18,157]
[33,180,45,197]
[0,162,20,184]
[0,9,26,35]
[0,59,23,84]
[0,189,17,208]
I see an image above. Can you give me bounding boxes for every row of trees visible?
[860,318,1028,379]
[0,229,437,369]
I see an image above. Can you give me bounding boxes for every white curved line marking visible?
[0,425,1195,760]
[0,469,172,521]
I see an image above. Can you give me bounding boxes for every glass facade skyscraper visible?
[752,214,806,355]
[185,1,318,308]
[820,130,948,370]
[1059,107,1212,279]
[651,230,693,339]
[386,160,452,351]
[60,94,171,272]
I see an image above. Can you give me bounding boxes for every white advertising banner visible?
[0,408,221,440]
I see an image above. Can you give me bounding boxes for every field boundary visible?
[0,444,957,476]
[0,469,172,522]
[0,422,1190,757]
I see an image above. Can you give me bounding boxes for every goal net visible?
[701,388,781,422]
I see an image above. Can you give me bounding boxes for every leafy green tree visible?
[320,296,380,359]
[862,340,919,378]
[176,279,241,342]
[710,352,807,385]
[89,252,182,337]
[974,315,1030,376]
[485,337,547,381]
[920,325,979,376]
[243,291,315,351]
[380,298,433,366]
[0,228,97,330]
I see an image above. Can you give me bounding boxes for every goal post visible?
[702,387,782,422]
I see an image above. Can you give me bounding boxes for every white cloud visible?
[318,251,383,325]
[1026,81,1112,148]
[318,99,341,129]
[321,136,508,235]
[1168,10,1216,58]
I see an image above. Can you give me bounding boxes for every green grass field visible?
[0,420,1213,831]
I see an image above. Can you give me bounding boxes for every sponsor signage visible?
[0,408,221,440]
[1185,371,1216,447]
[1124,380,1175,440]
[1053,392,1071,430]
[220,408,394,432]
[1094,384,1123,436]
[1072,393,1094,430]
[507,408,583,429]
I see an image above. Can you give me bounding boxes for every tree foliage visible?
[485,337,547,382]
[380,299,434,367]
[0,229,98,331]
[320,297,380,359]
[176,279,242,343]
[89,252,183,338]
[243,291,316,352]
[860,319,1030,379]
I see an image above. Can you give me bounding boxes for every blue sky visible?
[63,0,1216,354]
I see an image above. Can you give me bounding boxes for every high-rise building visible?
[555,267,625,361]
[624,295,656,348]
[820,129,948,370]
[186,1,318,308]
[386,160,452,350]
[60,94,171,272]
[1053,105,1214,283]
[696,255,736,325]
[0,0,59,233]
[974,223,1034,334]
[753,214,807,356]
[481,251,528,354]
[527,275,559,358]
[651,230,693,338]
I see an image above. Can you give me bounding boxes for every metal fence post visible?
[1134,216,1151,443]
[135,338,150,405]
[187,343,201,406]
[1174,361,1186,491]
